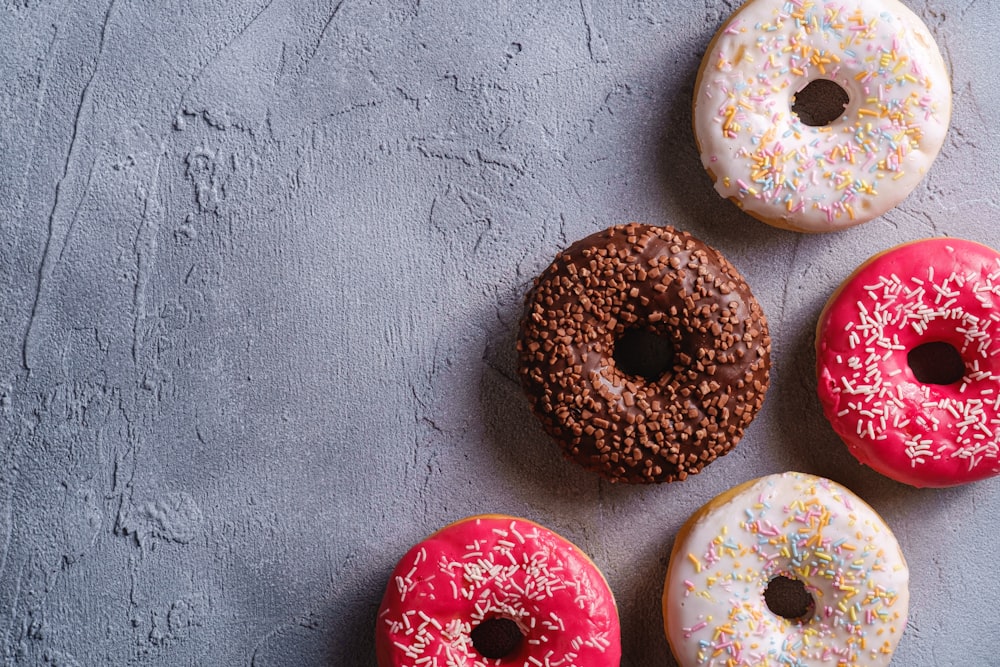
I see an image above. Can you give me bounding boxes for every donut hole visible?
[908,341,965,385]
[791,79,849,127]
[613,328,676,381]
[764,575,815,622]
[471,617,524,660]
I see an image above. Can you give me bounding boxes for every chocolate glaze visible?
[517,224,771,483]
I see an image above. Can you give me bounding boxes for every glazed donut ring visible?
[517,224,771,484]
[663,472,910,667]
[375,515,620,667]
[693,0,951,232]
[817,237,1000,487]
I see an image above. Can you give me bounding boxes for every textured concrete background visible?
[1,0,998,665]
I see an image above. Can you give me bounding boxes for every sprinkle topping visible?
[376,516,620,667]
[817,238,1000,487]
[517,224,771,484]
[694,0,951,231]
[664,472,909,667]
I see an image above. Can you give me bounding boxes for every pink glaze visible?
[375,515,620,667]
[816,238,1000,487]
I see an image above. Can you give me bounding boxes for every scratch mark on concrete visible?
[22,0,118,373]
[248,614,323,666]
[112,438,140,540]
[0,463,16,591]
[175,0,277,113]
[578,0,610,63]
[55,157,99,266]
[310,0,348,63]
[1,560,26,658]
[131,145,167,366]
[9,19,61,234]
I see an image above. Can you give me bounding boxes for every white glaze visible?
[663,472,909,667]
[693,0,951,232]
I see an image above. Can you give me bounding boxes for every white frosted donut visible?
[663,472,909,667]
[693,0,951,232]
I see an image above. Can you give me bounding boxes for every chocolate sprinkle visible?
[516,224,772,483]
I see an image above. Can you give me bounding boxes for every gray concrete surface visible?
[1,0,998,665]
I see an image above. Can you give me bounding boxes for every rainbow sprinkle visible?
[665,473,909,666]
[694,0,950,231]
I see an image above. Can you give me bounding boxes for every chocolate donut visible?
[517,223,771,483]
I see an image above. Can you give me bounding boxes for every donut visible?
[662,472,910,667]
[517,223,771,484]
[693,0,952,232]
[375,514,620,667]
[816,237,1000,487]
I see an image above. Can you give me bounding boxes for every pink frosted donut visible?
[816,238,1000,487]
[375,515,620,667]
